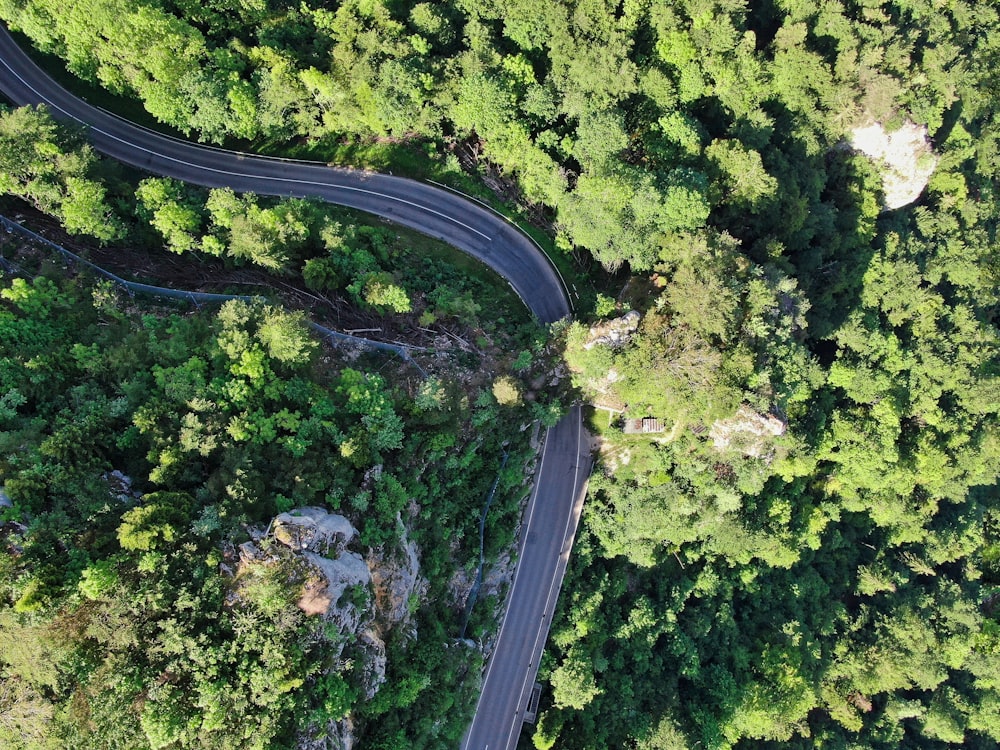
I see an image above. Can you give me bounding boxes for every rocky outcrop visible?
[252,507,429,748]
[264,509,371,630]
[357,630,387,700]
[299,717,355,750]
[849,120,937,210]
[301,550,371,620]
[260,507,389,743]
[583,311,640,350]
[272,506,357,551]
[328,718,355,750]
[709,405,786,458]
[103,470,139,503]
[368,521,423,630]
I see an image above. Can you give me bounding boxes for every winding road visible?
[0,24,591,750]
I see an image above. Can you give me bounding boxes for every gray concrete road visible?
[0,26,591,750]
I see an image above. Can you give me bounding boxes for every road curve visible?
[0,25,589,750]
[0,25,569,324]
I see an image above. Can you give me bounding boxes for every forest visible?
[0,0,999,749]
[0,229,556,749]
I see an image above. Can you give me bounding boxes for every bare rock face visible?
[102,469,140,503]
[709,405,786,457]
[850,120,938,210]
[368,523,423,630]
[328,718,355,750]
[251,508,396,750]
[266,509,371,630]
[302,551,371,615]
[300,717,355,750]
[273,506,357,551]
[583,310,640,350]
[448,550,516,658]
[358,629,387,700]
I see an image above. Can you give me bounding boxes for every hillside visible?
[0,1,999,749]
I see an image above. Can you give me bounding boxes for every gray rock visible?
[273,507,357,551]
[368,526,423,629]
[304,550,371,607]
[709,405,786,458]
[358,629,387,700]
[583,310,640,350]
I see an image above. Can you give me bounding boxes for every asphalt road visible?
[0,26,569,324]
[0,25,591,750]
[462,405,591,750]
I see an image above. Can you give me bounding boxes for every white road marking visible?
[502,409,586,750]
[0,54,491,241]
[461,424,554,750]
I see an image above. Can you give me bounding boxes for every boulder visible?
[273,507,357,551]
[582,311,640,350]
[849,120,938,210]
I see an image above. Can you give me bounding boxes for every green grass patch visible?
[584,405,620,439]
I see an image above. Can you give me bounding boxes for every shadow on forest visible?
[722,100,885,342]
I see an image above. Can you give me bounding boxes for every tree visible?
[135,177,206,254]
[354,272,412,314]
[117,493,191,551]
[705,139,778,211]
[550,647,602,710]
[0,105,121,241]
[492,376,522,406]
[256,307,316,365]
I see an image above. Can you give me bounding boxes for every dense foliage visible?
[0,104,525,341]
[0,0,985,279]
[3,0,1000,749]
[134,176,493,325]
[0,264,541,749]
[536,1,1000,748]
[0,105,121,241]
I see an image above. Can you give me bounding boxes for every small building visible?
[623,417,664,435]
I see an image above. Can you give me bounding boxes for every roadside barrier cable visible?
[0,215,426,364]
[459,448,511,641]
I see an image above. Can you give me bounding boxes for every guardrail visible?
[426,179,576,314]
[0,214,426,367]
